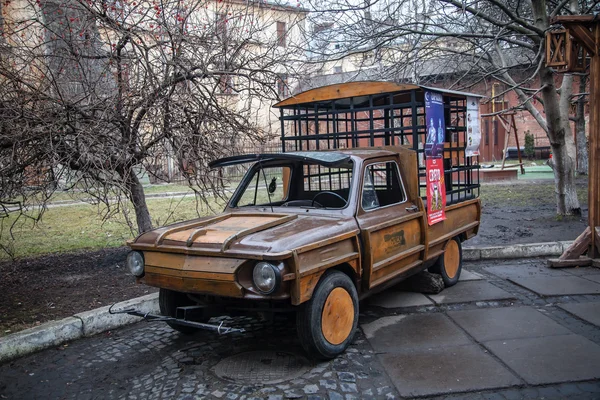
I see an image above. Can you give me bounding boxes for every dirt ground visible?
[0,179,590,336]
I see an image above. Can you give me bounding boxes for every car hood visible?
[131,211,358,257]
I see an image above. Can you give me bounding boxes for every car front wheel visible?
[296,270,359,359]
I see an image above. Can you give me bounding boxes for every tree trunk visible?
[576,75,589,175]
[531,0,581,216]
[124,167,153,233]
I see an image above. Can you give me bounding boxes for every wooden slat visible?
[548,257,593,268]
[559,227,591,260]
[145,266,237,281]
[144,252,245,274]
[220,214,297,251]
[568,24,597,54]
[142,273,244,297]
[273,82,420,107]
[154,214,231,246]
[186,228,208,247]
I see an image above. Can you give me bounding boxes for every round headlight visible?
[252,262,280,294]
[127,251,145,277]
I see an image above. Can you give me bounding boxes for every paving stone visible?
[459,269,484,281]
[508,276,600,296]
[582,274,600,284]
[427,281,515,305]
[557,302,600,327]
[327,391,343,400]
[484,334,600,384]
[484,264,570,279]
[562,267,597,276]
[448,306,571,342]
[367,291,433,308]
[379,344,520,397]
[362,313,471,352]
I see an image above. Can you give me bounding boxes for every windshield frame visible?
[225,158,357,215]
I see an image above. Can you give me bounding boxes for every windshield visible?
[231,161,354,209]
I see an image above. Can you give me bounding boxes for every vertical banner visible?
[424,91,445,158]
[425,90,446,225]
[466,96,481,157]
[426,157,446,225]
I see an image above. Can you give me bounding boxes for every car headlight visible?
[252,262,281,294]
[127,251,145,277]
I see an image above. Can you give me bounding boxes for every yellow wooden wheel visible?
[321,287,355,345]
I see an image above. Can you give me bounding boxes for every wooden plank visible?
[273,82,420,108]
[567,24,597,55]
[144,252,245,274]
[154,214,232,246]
[548,257,592,268]
[290,250,301,305]
[560,227,591,260]
[221,214,297,251]
[145,266,237,281]
[511,114,526,174]
[498,115,512,170]
[590,40,600,258]
[142,273,244,297]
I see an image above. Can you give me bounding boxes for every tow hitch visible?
[109,304,245,335]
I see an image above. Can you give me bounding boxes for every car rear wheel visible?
[296,270,359,360]
[430,237,462,287]
[158,288,199,335]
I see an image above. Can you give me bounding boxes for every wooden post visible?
[588,24,599,259]
[511,114,526,175]
[547,16,599,267]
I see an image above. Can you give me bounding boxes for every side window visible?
[361,161,406,210]
[237,166,289,207]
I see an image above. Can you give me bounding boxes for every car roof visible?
[209,149,398,168]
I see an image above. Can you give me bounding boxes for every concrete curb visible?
[0,293,158,364]
[0,240,575,364]
[463,241,573,261]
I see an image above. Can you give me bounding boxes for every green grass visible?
[0,195,227,260]
[1,179,589,261]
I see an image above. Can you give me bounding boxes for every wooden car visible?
[126,146,480,359]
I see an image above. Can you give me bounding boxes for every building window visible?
[276,21,286,47]
[333,66,342,74]
[277,74,289,97]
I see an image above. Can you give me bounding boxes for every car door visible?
[355,158,425,290]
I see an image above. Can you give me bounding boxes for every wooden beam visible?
[511,114,525,174]
[560,227,591,260]
[566,24,597,55]
[588,26,600,258]
[548,257,593,268]
[498,115,512,170]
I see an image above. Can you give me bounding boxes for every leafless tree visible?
[306,0,591,215]
[0,0,307,242]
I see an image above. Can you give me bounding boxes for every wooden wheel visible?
[444,239,461,279]
[429,237,463,287]
[321,287,355,345]
[297,270,359,359]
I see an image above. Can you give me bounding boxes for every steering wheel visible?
[311,191,348,208]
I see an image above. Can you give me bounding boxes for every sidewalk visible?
[1,257,599,399]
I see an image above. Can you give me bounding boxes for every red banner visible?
[426,158,446,225]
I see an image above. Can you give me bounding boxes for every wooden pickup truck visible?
[126,146,480,359]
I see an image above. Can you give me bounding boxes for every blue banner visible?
[424,91,445,159]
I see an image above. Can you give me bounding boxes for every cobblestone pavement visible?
[1,258,600,400]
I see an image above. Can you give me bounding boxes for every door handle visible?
[405,205,419,212]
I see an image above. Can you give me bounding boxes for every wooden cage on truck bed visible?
[273,81,482,206]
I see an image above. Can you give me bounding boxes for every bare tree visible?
[306,0,590,215]
[0,0,307,240]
